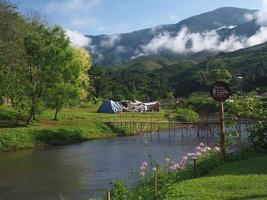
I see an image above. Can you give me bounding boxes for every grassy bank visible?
[164,154,267,200]
[111,149,267,199]
[0,104,169,151]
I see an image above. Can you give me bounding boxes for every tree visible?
[186,92,217,119]
[204,69,232,85]
[226,93,265,154]
[44,47,91,120]
[0,1,31,123]
[23,22,75,123]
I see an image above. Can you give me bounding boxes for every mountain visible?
[86,7,257,66]
[173,41,267,96]
[90,41,267,100]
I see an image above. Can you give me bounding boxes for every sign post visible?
[210,81,231,163]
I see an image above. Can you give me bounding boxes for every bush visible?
[175,107,200,122]
[33,128,84,145]
[111,180,132,200]
[250,123,267,150]
[186,92,217,115]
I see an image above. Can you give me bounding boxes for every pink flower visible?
[196,146,202,151]
[140,171,145,177]
[182,156,188,160]
[199,143,205,147]
[142,161,148,167]
[140,166,146,171]
[170,162,181,171]
[196,152,201,156]
[206,147,211,151]
[165,158,170,162]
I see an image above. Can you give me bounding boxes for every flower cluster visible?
[169,143,220,171]
[195,143,211,152]
[139,143,220,175]
[140,161,148,177]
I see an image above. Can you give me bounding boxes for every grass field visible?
[111,150,267,200]
[164,155,267,200]
[0,104,170,151]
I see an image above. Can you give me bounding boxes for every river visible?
[0,130,209,200]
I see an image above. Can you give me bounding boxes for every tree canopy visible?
[0,1,91,123]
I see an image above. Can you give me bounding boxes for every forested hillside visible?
[90,42,267,100]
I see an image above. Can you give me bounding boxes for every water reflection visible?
[0,130,209,200]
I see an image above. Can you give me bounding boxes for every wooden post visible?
[154,170,158,199]
[157,121,160,138]
[181,125,184,140]
[168,119,171,140]
[120,115,122,129]
[219,102,225,163]
[106,191,111,200]
[150,116,152,133]
[193,158,197,178]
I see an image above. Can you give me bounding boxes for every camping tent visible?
[97,100,123,113]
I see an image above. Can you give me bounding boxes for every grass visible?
[165,175,267,200]
[111,150,267,200]
[0,104,169,151]
[162,153,267,200]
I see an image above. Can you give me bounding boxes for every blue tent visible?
[97,100,123,113]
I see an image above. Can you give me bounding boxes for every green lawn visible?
[0,104,170,151]
[163,155,267,200]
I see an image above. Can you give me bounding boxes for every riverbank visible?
[164,153,267,199]
[0,104,169,152]
[111,149,267,199]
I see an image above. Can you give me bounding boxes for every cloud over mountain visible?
[138,0,267,57]
[66,29,91,47]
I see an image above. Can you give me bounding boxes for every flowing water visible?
[0,130,210,200]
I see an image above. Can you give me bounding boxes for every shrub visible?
[250,123,267,150]
[175,107,200,122]
[111,180,132,200]
[186,92,217,115]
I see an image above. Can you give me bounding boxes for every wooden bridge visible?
[107,120,221,140]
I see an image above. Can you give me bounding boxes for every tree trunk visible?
[15,112,21,126]
[27,111,34,124]
[54,108,59,120]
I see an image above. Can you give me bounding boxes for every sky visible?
[11,0,262,36]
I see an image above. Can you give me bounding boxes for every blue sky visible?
[11,0,262,35]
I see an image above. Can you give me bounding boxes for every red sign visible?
[210,81,231,102]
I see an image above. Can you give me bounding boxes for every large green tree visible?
[44,47,91,120]
[0,1,92,123]
[0,1,31,123]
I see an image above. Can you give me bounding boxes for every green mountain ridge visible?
[87,7,256,66]
[90,41,267,100]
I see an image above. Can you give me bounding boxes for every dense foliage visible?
[0,1,91,123]
[89,61,194,101]
[90,40,267,100]
[175,107,200,122]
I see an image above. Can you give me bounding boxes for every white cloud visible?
[140,26,267,56]
[244,13,255,22]
[100,34,121,48]
[65,29,91,47]
[244,0,267,26]
[135,0,267,58]
[116,46,126,53]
